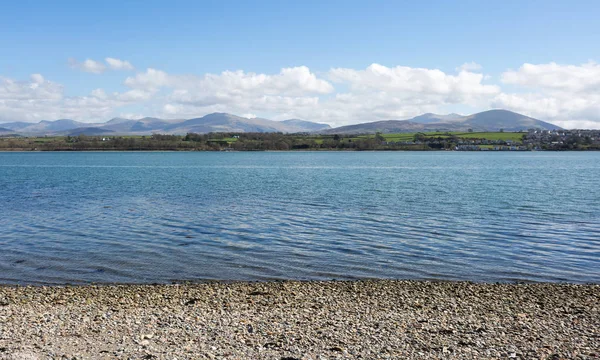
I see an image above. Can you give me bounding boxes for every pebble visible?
[0,280,598,359]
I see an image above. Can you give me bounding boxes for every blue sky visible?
[1,0,600,128]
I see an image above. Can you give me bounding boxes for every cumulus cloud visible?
[457,62,482,72]
[69,57,135,74]
[126,66,333,95]
[30,74,45,84]
[319,63,500,124]
[69,58,106,74]
[329,63,498,98]
[493,62,600,128]
[124,66,332,120]
[0,75,62,102]
[124,68,170,89]
[501,61,600,92]
[124,64,500,125]
[4,61,600,128]
[105,57,135,71]
[0,74,148,122]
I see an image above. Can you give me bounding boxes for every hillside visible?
[460,110,562,131]
[67,128,115,136]
[16,119,90,134]
[280,119,331,132]
[0,110,562,136]
[322,110,562,134]
[321,120,467,135]
[0,113,331,136]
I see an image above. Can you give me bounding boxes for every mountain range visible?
[0,113,331,136]
[319,110,562,134]
[0,109,562,136]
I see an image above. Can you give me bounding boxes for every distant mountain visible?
[322,110,562,134]
[163,113,330,134]
[320,120,466,135]
[0,113,330,136]
[164,113,281,133]
[9,119,90,134]
[461,110,561,131]
[0,127,14,133]
[0,121,33,131]
[0,113,331,135]
[280,119,331,132]
[410,113,464,124]
[100,117,177,134]
[0,110,561,136]
[67,127,115,136]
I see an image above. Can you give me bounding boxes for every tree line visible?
[0,133,430,151]
[1,131,598,151]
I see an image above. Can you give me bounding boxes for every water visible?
[0,151,599,285]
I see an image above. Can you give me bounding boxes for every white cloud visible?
[501,61,600,92]
[126,66,333,95]
[319,63,500,125]
[4,61,600,129]
[125,66,332,120]
[0,74,148,122]
[457,62,482,72]
[125,68,170,89]
[126,64,500,125]
[105,57,135,71]
[0,75,62,102]
[329,63,498,98]
[30,74,45,84]
[69,58,107,74]
[69,57,135,74]
[494,62,600,128]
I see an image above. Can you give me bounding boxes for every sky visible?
[1,0,600,129]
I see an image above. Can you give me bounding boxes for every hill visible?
[322,110,562,134]
[163,113,331,134]
[19,119,89,134]
[0,113,331,136]
[99,117,178,134]
[460,110,561,131]
[0,122,33,131]
[67,128,115,136]
[321,120,466,135]
[280,119,331,132]
[0,110,561,136]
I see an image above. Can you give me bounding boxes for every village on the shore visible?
[384,129,600,151]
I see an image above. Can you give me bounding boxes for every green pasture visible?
[353,131,525,142]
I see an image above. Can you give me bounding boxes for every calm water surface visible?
[0,151,599,285]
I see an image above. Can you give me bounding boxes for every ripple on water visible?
[0,151,599,285]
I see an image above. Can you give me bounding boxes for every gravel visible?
[0,280,598,359]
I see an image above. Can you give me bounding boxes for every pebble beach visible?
[0,280,598,359]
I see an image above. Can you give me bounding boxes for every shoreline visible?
[1,279,598,359]
[2,149,598,152]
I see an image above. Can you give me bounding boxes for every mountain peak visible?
[106,117,132,124]
[320,109,562,134]
[1,109,562,136]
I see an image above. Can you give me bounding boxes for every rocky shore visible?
[0,280,598,359]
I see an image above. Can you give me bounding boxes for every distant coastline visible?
[1,129,599,151]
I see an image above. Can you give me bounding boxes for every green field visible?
[352,131,525,142]
[447,132,525,141]
[282,131,525,144]
[207,137,239,144]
